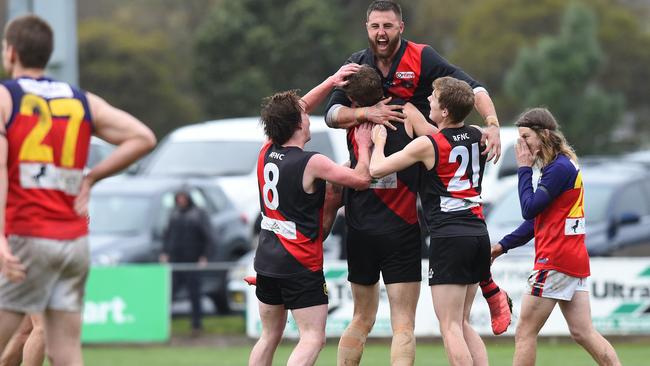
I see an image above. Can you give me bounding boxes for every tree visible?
[504,3,623,154]
[192,0,360,118]
[78,20,200,137]
[447,0,650,147]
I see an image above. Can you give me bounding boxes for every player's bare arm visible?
[300,63,361,114]
[370,125,435,178]
[404,102,438,137]
[474,91,501,163]
[75,92,156,216]
[321,182,343,240]
[0,85,25,283]
[304,124,372,191]
[0,135,25,283]
[329,97,405,131]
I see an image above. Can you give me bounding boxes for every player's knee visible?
[302,330,326,350]
[350,315,375,334]
[261,327,284,345]
[514,322,538,344]
[568,325,591,345]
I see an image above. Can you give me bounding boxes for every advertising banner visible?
[82,265,170,343]
[245,258,650,338]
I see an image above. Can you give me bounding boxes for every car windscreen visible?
[146,141,261,176]
[89,195,151,234]
[583,184,615,224]
[486,187,522,226]
[488,182,615,226]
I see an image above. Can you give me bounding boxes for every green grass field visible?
[74,316,649,365]
[81,342,648,366]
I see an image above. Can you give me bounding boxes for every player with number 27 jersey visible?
[2,77,92,239]
[419,125,487,238]
[254,141,326,277]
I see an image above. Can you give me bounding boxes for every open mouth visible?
[376,37,389,50]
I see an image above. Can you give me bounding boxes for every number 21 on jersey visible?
[448,143,480,192]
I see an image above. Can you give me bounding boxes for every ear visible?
[399,21,405,34]
[6,44,17,64]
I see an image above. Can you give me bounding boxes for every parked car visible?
[623,149,650,170]
[486,161,650,257]
[88,175,252,313]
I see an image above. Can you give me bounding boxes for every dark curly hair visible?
[260,90,303,145]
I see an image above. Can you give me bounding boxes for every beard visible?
[368,33,400,61]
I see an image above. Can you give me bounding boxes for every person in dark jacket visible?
[159,189,212,335]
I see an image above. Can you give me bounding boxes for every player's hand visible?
[354,122,372,148]
[74,175,94,217]
[481,124,501,163]
[515,138,535,167]
[330,63,361,87]
[371,124,387,146]
[0,238,26,283]
[365,97,405,131]
[159,253,169,263]
[490,243,504,263]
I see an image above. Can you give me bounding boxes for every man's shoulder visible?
[347,48,371,64]
[405,39,432,51]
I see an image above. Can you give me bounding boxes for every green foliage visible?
[78,20,200,138]
[447,0,650,146]
[505,3,623,154]
[192,0,359,118]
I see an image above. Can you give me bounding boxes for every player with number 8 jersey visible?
[255,143,326,277]
[248,64,372,366]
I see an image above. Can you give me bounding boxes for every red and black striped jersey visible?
[345,121,419,234]
[254,142,326,278]
[2,77,92,240]
[326,39,485,122]
[420,126,488,238]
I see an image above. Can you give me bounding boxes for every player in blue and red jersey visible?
[249,64,374,366]
[0,15,156,366]
[370,76,492,366]
[491,108,620,366]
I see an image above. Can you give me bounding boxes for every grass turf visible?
[70,316,648,365]
[80,340,648,365]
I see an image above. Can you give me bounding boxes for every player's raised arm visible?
[300,63,361,114]
[305,124,372,191]
[404,102,438,137]
[369,125,435,179]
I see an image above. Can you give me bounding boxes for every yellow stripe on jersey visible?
[568,171,584,218]
[574,170,583,189]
